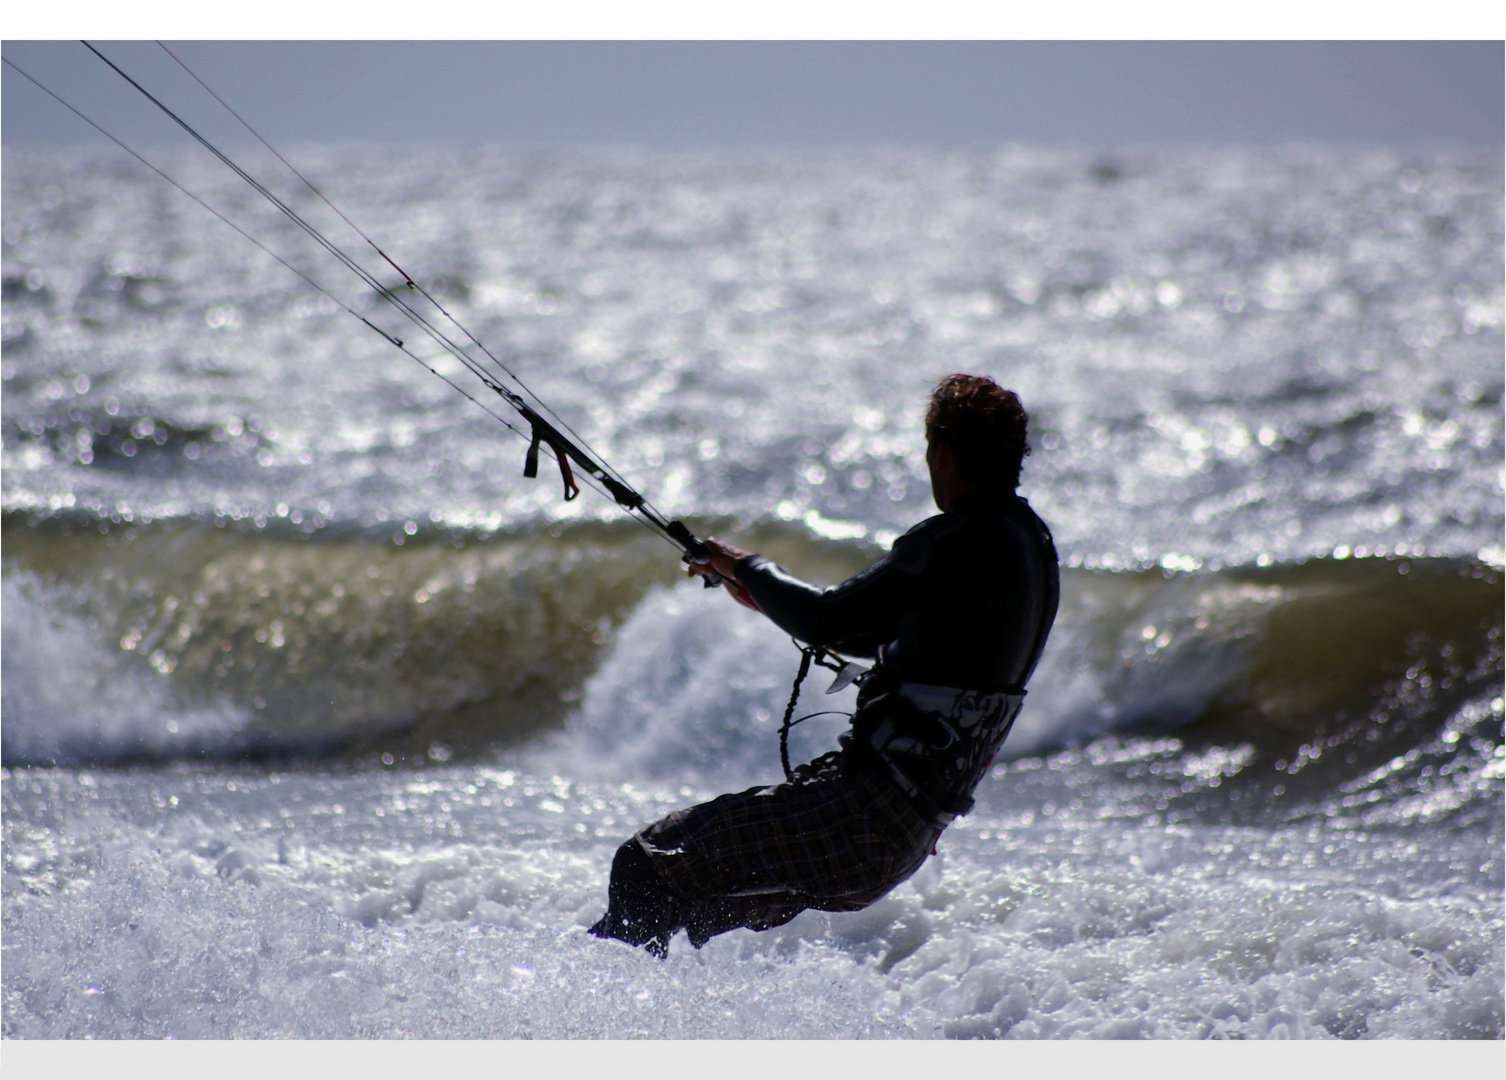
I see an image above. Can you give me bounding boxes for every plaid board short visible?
[633,752,942,944]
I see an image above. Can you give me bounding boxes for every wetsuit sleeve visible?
[734,529,931,655]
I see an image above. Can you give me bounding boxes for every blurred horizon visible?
[3,41,1501,150]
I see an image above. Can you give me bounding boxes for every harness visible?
[775,651,1022,827]
[846,680,1025,828]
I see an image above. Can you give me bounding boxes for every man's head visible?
[924,374,1030,493]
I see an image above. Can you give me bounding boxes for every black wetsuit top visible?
[737,489,1060,693]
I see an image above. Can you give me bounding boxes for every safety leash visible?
[777,643,860,781]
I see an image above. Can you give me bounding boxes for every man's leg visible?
[590,755,937,956]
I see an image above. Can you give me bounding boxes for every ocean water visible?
[2,138,1502,1039]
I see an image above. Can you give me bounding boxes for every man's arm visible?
[688,532,930,652]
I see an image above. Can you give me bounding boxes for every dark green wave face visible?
[2,514,683,763]
[5,512,1499,812]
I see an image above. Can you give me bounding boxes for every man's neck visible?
[945,487,1012,512]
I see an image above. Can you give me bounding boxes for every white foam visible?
[543,582,858,788]
[1,574,250,764]
[3,766,1499,1038]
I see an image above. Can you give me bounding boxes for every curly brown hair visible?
[924,374,1030,490]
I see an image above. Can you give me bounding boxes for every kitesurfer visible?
[589,374,1059,957]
